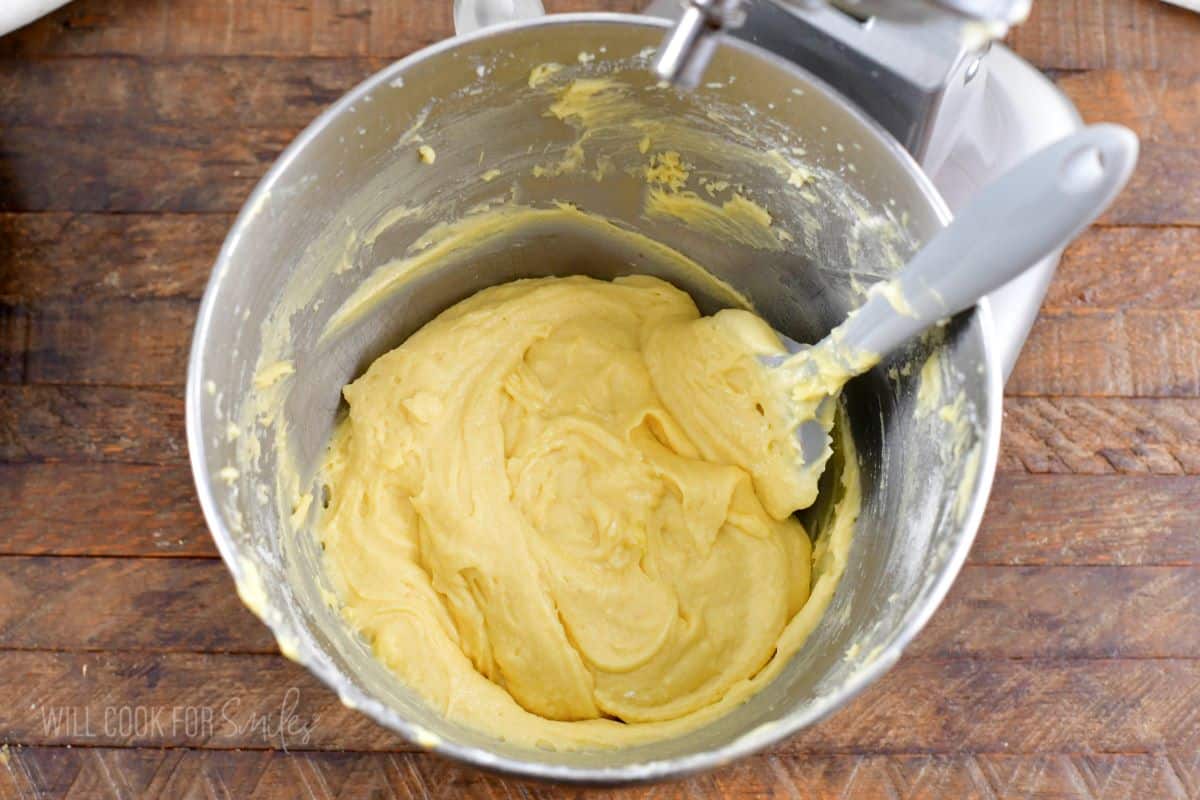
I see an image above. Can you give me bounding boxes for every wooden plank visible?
[362,0,453,58]
[1059,71,1200,227]
[0,125,291,214]
[0,0,362,58]
[24,298,195,387]
[973,474,1200,566]
[2,467,1197,566]
[1045,226,1200,311]
[0,305,27,383]
[0,471,1194,566]
[0,0,170,58]
[1,652,1196,752]
[0,386,184,463]
[0,214,1190,308]
[0,57,380,129]
[11,297,1200,397]
[0,748,1195,800]
[0,0,1183,73]
[163,0,373,58]
[0,70,1192,224]
[362,0,651,58]
[16,211,1180,309]
[25,217,1188,311]
[783,659,1200,756]
[1007,0,1200,72]
[3,215,1194,395]
[0,555,1193,659]
[0,463,214,557]
[6,468,1197,566]
[1008,309,1200,397]
[3,388,1199,475]
[999,397,1200,475]
[0,651,382,750]
[910,566,1200,660]
[0,0,646,57]
[0,214,226,303]
[1,218,1194,399]
[0,557,273,653]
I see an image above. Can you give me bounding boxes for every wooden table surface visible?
[0,0,1198,797]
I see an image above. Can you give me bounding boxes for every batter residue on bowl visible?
[318,273,861,748]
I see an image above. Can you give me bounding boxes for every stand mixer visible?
[646,0,1078,380]
[190,1,1116,782]
[455,0,1080,377]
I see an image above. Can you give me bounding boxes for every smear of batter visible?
[319,274,860,748]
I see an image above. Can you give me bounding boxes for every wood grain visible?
[23,299,194,387]
[1008,309,1200,397]
[0,748,1195,799]
[0,651,381,750]
[8,297,1200,396]
[910,565,1200,659]
[973,474,1200,566]
[0,0,649,58]
[6,0,1200,76]
[4,466,1197,566]
[0,58,380,129]
[1046,227,1200,312]
[0,0,173,58]
[0,215,1192,393]
[0,65,1194,225]
[0,386,184,463]
[999,396,1200,475]
[24,213,1199,300]
[2,652,1197,753]
[1,215,1196,397]
[0,463,213,557]
[164,0,377,58]
[0,305,25,384]
[19,215,1188,310]
[0,558,274,653]
[0,213,225,303]
[1007,0,1200,72]
[5,388,1200,475]
[0,0,372,58]
[788,657,1200,754]
[0,125,291,214]
[0,467,1192,582]
[1060,70,1200,227]
[0,0,1195,795]
[1,557,1193,659]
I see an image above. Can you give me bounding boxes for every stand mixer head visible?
[654,0,1031,88]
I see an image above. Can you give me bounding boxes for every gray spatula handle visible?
[831,124,1139,361]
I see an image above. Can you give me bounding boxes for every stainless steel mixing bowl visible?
[187,13,1000,784]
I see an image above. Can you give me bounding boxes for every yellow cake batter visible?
[318,274,861,748]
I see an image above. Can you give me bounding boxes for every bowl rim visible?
[186,10,1003,785]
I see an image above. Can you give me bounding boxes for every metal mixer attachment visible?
[645,0,1082,381]
[654,0,1031,89]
